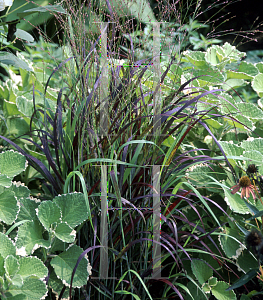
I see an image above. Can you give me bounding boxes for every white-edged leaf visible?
[17,256,48,280]
[0,150,27,178]
[54,222,76,243]
[51,245,89,288]
[16,221,51,255]
[0,232,16,258]
[8,277,48,300]
[0,190,19,225]
[36,200,61,231]
[211,281,236,300]
[4,255,19,277]
[191,259,212,285]
[54,193,88,228]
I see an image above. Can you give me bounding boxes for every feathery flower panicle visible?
[0,0,13,11]
[230,176,258,200]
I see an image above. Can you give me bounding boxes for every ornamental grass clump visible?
[1,0,262,299]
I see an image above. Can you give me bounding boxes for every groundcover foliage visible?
[1,0,263,299]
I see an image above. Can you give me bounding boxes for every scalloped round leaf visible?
[222,79,245,91]
[5,255,19,277]
[36,200,61,231]
[0,174,12,187]
[0,232,16,258]
[239,61,258,75]
[17,256,48,280]
[8,277,48,300]
[16,221,51,255]
[187,164,227,190]
[225,113,253,131]
[54,193,88,228]
[183,50,207,68]
[211,281,236,300]
[0,150,27,178]
[226,70,254,80]
[235,103,263,120]
[16,95,34,117]
[192,67,225,83]
[219,227,244,259]
[6,117,30,137]
[15,29,34,43]
[16,198,39,222]
[256,62,263,73]
[11,274,23,288]
[252,73,263,93]
[218,141,244,157]
[204,118,223,129]
[9,182,30,199]
[208,276,217,287]
[241,138,263,153]
[0,190,19,225]
[222,184,249,214]
[50,245,89,288]
[54,222,76,243]
[191,259,213,285]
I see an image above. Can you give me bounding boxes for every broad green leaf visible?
[3,99,20,116]
[235,103,263,120]
[218,141,244,157]
[219,227,244,258]
[191,259,212,285]
[17,256,47,279]
[256,62,263,73]
[16,221,51,255]
[54,222,76,243]
[208,277,217,286]
[11,274,23,288]
[37,200,61,231]
[6,116,30,137]
[17,4,66,18]
[16,198,39,222]
[8,182,30,200]
[51,245,89,288]
[222,183,249,214]
[15,29,34,43]
[241,138,263,153]
[8,277,48,300]
[54,193,88,228]
[236,249,258,272]
[0,150,27,178]
[211,281,236,300]
[182,50,207,68]
[4,255,19,277]
[204,118,223,129]
[0,232,16,258]
[0,52,33,71]
[16,95,34,117]
[252,73,263,93]
[222,79,245,90]
[0,190,19,225]
[0,174,12,187]
[238,61,258,76]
